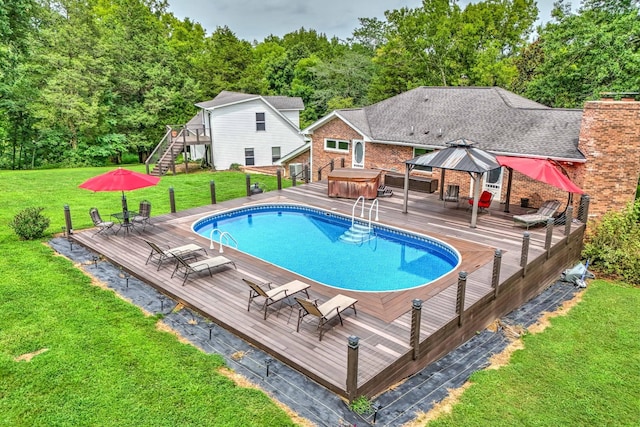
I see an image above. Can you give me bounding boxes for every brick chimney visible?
[578,97,640,221]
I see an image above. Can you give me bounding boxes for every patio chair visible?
[89,207,115,237]
[295,294,358,341]
[513,199,562,229]
[467,190,493,211]
[144,239,206,270]
[243,278,310,320]
[443,184,460,207]
[132,200,152,231]
[171,253,236,286]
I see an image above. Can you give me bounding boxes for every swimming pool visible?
[192,204,460,292]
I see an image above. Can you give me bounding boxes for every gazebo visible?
[403,139,501,228]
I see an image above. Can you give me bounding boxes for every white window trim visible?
[324,138,350,153]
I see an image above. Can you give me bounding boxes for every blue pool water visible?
[192,204,460,292]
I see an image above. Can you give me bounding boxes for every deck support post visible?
[491,250,502,298]
[456,272,467,327]
[245,174,251,196]
[210,180,216,205]
[63,204,73,236]
[520,232,530,276]
[304,164,310,184]
[544,218,554,257]
[346,335,360,403]
[579,194,590,223]
[340,158,345,168]
[292,175,297,187]
[170,146,176,175]
[169,187,176,213]
[276,169,282,190]
[410,299,423,360]
[564,205,573,241]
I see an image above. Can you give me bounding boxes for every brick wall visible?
[578,99,640,220]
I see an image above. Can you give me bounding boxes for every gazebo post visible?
[504,167,513,212]
[470,172,482,228]
[439,168,446,201]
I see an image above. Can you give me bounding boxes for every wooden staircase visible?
[146,125,210,176]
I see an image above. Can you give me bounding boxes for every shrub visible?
[229,163,242,171]
[582,199,640,284]
[9,207,51,240]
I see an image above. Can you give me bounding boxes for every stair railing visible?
[209,228,238,253]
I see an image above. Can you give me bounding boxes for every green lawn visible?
[426,280,640,426]
[1,166,638,426]
[0,166,295,426]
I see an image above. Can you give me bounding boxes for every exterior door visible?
[482,167,503,201]
[352,140,365,168]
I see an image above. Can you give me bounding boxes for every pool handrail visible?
[351,196,366,226]
[368,199,379,229]
[209,228,238,253]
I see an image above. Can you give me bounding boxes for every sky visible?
[166,0,559,43]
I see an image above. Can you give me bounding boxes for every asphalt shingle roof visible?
[195,90,304,111]
[335,87,584,160]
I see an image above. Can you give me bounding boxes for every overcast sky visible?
[166,0,558,43]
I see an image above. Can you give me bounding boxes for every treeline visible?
[1,0,638,169]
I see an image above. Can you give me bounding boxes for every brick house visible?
[284,87,640,222]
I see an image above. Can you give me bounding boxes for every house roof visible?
[302,86,585,161]
[195,90,304,111]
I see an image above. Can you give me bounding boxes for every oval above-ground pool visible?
[192,204,460,292]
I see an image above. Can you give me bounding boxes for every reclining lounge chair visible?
[144,239,206,270]
[513,199,562,229]
[171,253,236,285]
[243,278,310,319]
[295,294,358,341]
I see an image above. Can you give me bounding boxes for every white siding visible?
[281,110,300,128]
[210,99,304,169]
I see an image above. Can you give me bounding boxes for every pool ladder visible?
[341,197,378,244]
[209,228,238,253]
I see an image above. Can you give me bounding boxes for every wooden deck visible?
[70,181,579,398]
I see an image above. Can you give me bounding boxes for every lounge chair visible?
[444,184,460,207]
[89,207,115,237]
[467,190,493,211]
[513,199,562,229]
[243,278,310,320]
[132,200,152,231]
[295,295,358,341]
[171,253,236,285]
[144,239,206,270]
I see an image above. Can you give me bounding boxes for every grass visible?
[0,166,295,426]
[426,280,640,426]
[1,166,639,426]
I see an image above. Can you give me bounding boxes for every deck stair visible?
[339,223,375,244]
[146,124,210,176]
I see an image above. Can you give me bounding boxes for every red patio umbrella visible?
[79,168,160,223]
[496,156,583,194]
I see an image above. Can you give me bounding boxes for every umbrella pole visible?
[121,192,130,224]
[470,173,482,228]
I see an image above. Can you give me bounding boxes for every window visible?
[325,138,349,152]
[413,148,433,172]
[256,112,266,131]
[272,147,281,163]
[245,148,255,166]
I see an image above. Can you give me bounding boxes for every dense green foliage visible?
[427,280,640,426]
[0,168,294,425]
[1,0,639,170]
[582,199,640,284]
[8,206,50,240]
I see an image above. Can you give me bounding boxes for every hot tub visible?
[327,168,381,199]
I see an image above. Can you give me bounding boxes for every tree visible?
[524,0,640,107]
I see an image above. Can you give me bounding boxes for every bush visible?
[582,199,640,284]
[9,207,51,240]
[229,163,242,171]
